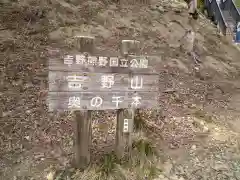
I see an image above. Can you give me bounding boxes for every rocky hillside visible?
[1,0,240,179]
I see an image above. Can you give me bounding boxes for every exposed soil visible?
[1,0,240,179]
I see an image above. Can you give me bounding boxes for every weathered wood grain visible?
[48,91,158,111]
[48,54,161,74]
[73,35,94,169]
[115,109,125,159]
[74,110,92,169]
[115,109,134,160]
[74,35,95,53]
[48,71,159,92]
[121,40,140,55]
[115,109,134,159]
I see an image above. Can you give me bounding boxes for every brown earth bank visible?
[1,0,240,179]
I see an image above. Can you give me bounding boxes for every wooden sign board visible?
[48,50,159,111]
[48,91,158,111]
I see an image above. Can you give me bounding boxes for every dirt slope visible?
[1,0,240,179]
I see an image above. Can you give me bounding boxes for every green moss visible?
[235,0,240,8]
[197,0,204,7]
[198,0,205,12]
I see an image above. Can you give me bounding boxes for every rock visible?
[155,174,169,180]
[200,121,205,126]
[157,6,166,13]
[2,111,12,117]
[191,144,197,150]
[49,29,63,41]
[158,174,165,179]
[163,161,173,176]
[34,153,45,160]
[203,126,209,132]
[163,88,176,93]
[179,30,195,53]
[179,177,185,180]
[26,110,31,114]
[24,136,30,140]
[150,5,166,13]
[170,175,179,180]
[213,162,229,171]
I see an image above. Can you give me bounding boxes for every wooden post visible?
[73,35,95,168]
[121,40,140,56]
[74,35,95,54]
[74,110,92,168]
[126,109,134,153]
[115,109,134,159]
[115,40,141,159]
[115,109,125,159]
[121,39,141,131]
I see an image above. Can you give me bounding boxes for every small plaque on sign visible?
[123,119,133,133]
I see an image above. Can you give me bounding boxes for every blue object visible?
[235,22,240,43]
